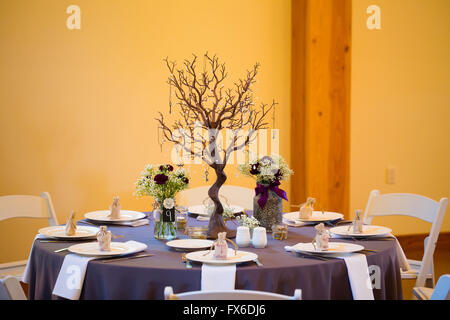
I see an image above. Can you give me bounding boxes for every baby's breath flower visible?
[236,215,260,230]
[134,164,190,201]
[237,154,293,185]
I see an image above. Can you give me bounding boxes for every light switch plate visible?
[386,166,397,184]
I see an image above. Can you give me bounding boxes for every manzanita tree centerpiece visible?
[156,53,276,238]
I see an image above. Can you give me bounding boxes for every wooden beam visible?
[290,0,307,207]
[291,0,351,217]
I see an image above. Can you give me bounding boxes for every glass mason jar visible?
[175,206,188,233]
[153,201,177,240]
[253,188,283,230]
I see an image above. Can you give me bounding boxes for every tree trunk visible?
[206,165,236,239]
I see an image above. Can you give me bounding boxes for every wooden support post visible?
[291,0,351,217]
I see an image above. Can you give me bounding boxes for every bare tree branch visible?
[156,53,276,168]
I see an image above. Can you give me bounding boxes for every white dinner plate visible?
[166,239,214,251]
[330,225,392,238]
[84,210,146,223]
[38,225,99,240]
[188,205,244,216]
[291,242,364,255]
[68,241,147,257]
[186,248,258,265]
[283,211,344,223]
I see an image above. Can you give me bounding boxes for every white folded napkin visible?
[284,246,374,300]
[197,216,210,221]
[331,232,411,272]
[52,254,96,300]
[22,234,46,283]
[282,218,309,227]
[201,264,236,291]
[123,240,148,251]
[52,240,147,300]
[128,219,150,227]
[337,253,374,300]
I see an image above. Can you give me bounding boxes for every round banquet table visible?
[27,214,403,300]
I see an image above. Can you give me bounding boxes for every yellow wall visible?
[0,0,292,263]
[351,0,450,235]
[3,0,448,264]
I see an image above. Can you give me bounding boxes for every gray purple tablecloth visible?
[26,214,402,300]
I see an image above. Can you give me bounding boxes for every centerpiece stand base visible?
[207,213,237,239]
[207,227,236,239]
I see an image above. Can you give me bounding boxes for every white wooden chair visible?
[362,190,448,288]
[179,185,254,211]
[164,286,301,300]
[0,192,58,280]
[0,276,27,300]
[413,274,450,300]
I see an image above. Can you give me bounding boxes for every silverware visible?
[324,219,352,228]
[360,248,378,252]
[351,237,395,241]
[299,251,340,261]
[181,253,192,268]
[77,220,98,226]
[335,220,352,225]
[253,258,263,267]
[100,253,154,263]
[38,239,95,243]
[298,253,330,261]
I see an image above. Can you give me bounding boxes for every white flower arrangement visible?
[238,154,293,185]
[134,164,189,201]
[236,214,260,230]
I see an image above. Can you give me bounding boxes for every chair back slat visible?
[0,195,47,221]
[365,191,439,223]
[179,185,254,211]
[179,186,209,207]
[0,192,58,225]
[164,287,301,300]
[218,185,254,211]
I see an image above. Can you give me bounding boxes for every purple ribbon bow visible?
[255,180,288,209]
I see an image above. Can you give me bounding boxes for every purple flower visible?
[159,164,174,172]
[154,174,168,185]
[250,163,260,175]
[274,169,282,180]
[182,177,189,184]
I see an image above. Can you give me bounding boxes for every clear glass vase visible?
[153,203,177,240]
[154,221,177,240]
[253,189,283,230]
